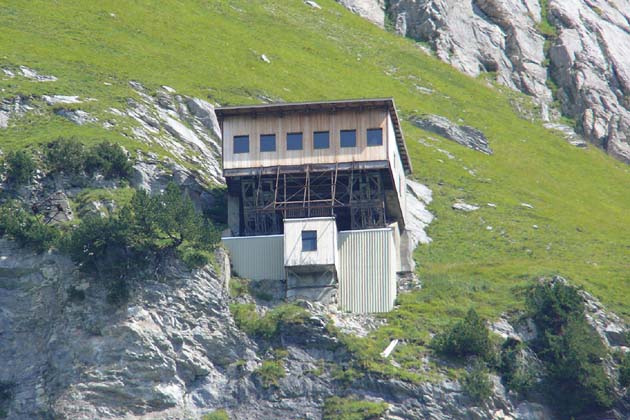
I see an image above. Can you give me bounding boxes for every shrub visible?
[431,308,494,361]
[202,410,229,420]
[179,247,211,269]
[526,280,584,335]
[462,359,493,403]
[526,281,614,417]
[322,396,388,420]
[499,338,535,394]
[619,352,630,388]
[45,137,85,175]
[0,201,60,252]
[85,141,132,179]
[3,150,36,186]
[255,360,286,388]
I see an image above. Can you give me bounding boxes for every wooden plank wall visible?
[223,109,390,169]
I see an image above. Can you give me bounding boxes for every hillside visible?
[2,0,630,419]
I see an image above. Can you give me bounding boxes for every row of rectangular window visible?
[233,128,383,154]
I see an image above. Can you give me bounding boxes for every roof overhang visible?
[216,98,412,174]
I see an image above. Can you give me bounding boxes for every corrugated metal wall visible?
[338,229,397,313]
[222,235,284,280]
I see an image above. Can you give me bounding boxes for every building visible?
[216,98,412,313]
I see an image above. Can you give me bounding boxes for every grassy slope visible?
[2,0,630,375]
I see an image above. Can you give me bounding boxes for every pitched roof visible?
[215,98,412,174]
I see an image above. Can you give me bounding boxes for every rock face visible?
[0,235,560,420]
[390,0,550,105]
[339,0,630,162]
[547,0,630,162]
[335,0,385,27]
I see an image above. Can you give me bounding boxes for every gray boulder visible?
[411,114,493,154]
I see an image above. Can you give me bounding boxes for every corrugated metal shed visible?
[222,235,284,280]
[337,228,397,313]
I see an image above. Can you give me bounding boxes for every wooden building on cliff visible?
[217,98,412,313]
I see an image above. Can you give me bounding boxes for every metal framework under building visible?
[230,165,391,236]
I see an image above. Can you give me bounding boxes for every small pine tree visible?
[3,150,36,186]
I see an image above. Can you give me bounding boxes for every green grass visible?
[2,0,630,384]
[323,396,388,420]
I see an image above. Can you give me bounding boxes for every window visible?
[340,129,356,148]
[301,230,317,251]
[260,134,276,152]
[367,128,383,146]
[287,132,303,151]
[313,131,330,149]
[233,135,249,154]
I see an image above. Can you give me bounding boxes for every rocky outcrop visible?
[120,83,223,184]
[547,0,630,162]
[388,0,551,106]
[339,0,630,162]
[335,0,385,27]
[0,232,566,420]
[411,114,493,154]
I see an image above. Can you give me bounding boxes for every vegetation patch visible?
[462,360,493,403]
[0,201,60,252]
[322,396,388,420]
[431,308,495,362]
[45,137,132,179]
[201,409,229,420]
[230,302,309,339]
[526,281,614,417]
[254,359,286,389]
[1,150,36,187]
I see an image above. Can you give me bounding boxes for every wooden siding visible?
[223,109,390,169]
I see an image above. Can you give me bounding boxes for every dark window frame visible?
[340,129,357,148]
[260,133,276,152]
[301,230,317,252]
[233,135,250,154]
[287,132,303,151]
[313,131,330,149]
[367,128,383,147]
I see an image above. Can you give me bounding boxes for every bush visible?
[255,360,286,388]
[44,138,132,180]
[431,308,494,362]
[526,281,614,417]
[179,247,211,269]
[619,352,630,388]
[202,410,229,420]
[526,280,584,335]
[322,396,388,420]
[0,201,60,252]
[45,137,85,175]
[85,141,132,179]
[3,150,36,186]
[499,338,535,394]
[462,360,493,403]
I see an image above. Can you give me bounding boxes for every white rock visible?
[42,95,82,106]
[520,202,534,209]
[19,65,57,81]
[304,0,322,9]
[2,68,15,78]
[336,0,385,27]
[452,201,480,212]
[260,54,271,63]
